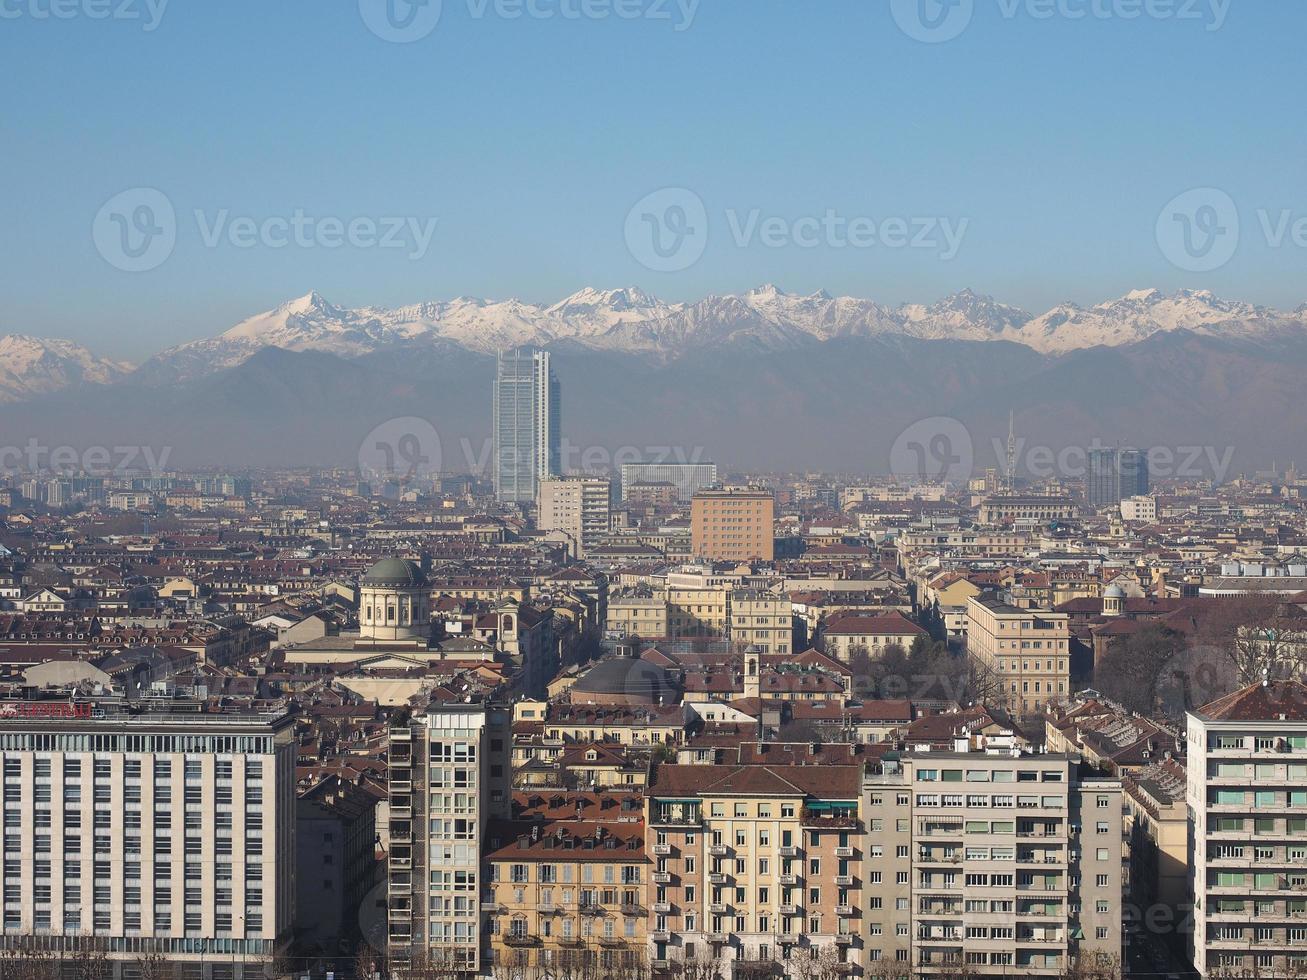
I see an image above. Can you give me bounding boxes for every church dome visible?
[572,657,679,706]
[360,557,427,589]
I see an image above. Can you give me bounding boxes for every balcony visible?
[504,934,541,948]
[653,902,672,914]
[835,934,855,946]
[708,872,728,885]
[778,846,801,858]
[709,844,730,857]
[708,933,730,944]
[653,872,673,884]
[538,903,558,915]
[621,903,645,916]
[779,934,800,945]
[580,904,606,917]
[709,903,729,914]
[779,904,801,916]
[834,875,854,887]
[481,900,504,912]
[834,846,855,858]
[652,844,673,856]
[650,930,671,942]
[836,905,855,917]
[779,873,800,886]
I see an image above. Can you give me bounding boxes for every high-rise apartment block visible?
[1186,680,1307,978]
[387,700,512,975]
[494,348,560,504]
[690,487,775,562]
[0,701,297,976]
[862,744,1123,976]
[538,476,611,558]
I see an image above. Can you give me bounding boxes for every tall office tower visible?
[1186,680,1307,979]
[1086,447,1150,510]
[0,700,297,977]
[619,461,719,502]
[862,744,1123,976]
[387,699,512,976]
[1118,448,1149,498]
[537,475,611,558]
[690,486,775,562]
[1085,448,1120,511]
[493,348,560,504]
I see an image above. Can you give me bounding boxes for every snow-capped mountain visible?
[0,335,131,403]
[121,284,1307,384]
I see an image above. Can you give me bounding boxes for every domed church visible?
[358,557,430,643]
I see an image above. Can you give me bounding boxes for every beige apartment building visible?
[691,488,775,562]
[861,744,1124,976]
[483,812,648,975]
[645,759,864,977]
[0,701,297,977]
[966,594,1071,715]
[607,588,670,639]
[728,589,794,655]
[1185,680,1307,979]
[538,476,612,559]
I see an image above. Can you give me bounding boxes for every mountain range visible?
[1,285,1303,475]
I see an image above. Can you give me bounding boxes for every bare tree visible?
[0,943,61,980]
[134,952,181,980]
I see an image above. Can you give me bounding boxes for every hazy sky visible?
[2,0,1303,360]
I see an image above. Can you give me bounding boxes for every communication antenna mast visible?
[1005,410,1016,493]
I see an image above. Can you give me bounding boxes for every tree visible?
[134,953,181,980]
[1093,624,1185,716]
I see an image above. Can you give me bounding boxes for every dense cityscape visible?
[0,349,1302,980]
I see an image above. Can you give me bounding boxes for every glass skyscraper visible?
[492,348,560,503]
[1086,446,1149,510]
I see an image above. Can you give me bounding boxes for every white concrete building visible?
[0,700,297,977]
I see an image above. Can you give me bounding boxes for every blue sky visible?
[1,0,1304,359]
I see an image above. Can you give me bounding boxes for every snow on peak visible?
[134,285,1307,383]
